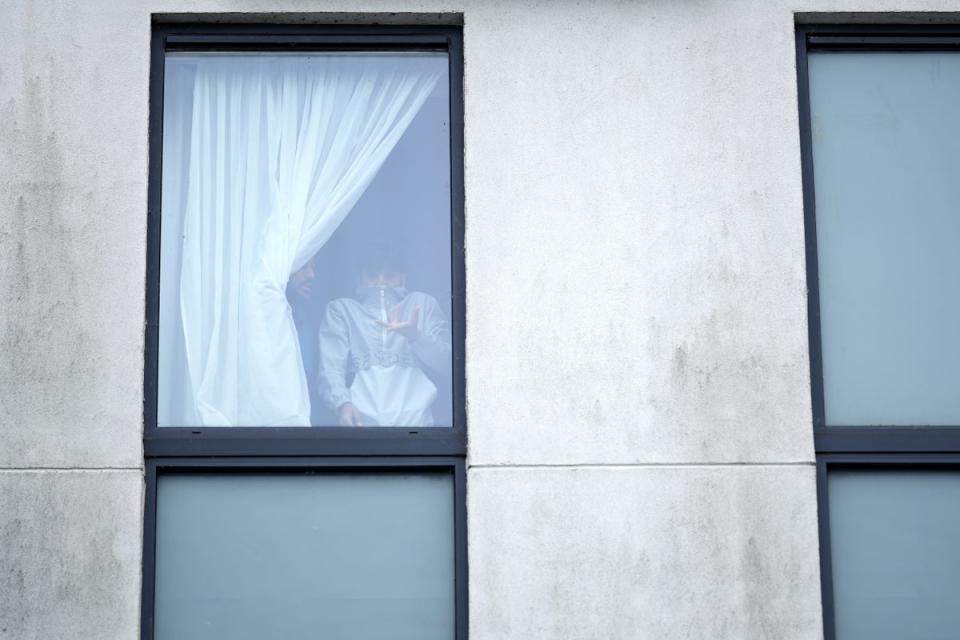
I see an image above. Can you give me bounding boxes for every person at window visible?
[317,246,451,427]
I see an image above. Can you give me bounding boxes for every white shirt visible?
[317,287,451,427]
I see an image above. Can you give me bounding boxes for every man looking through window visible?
[318,246,451,427]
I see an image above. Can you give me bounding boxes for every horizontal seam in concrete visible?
[468,461,815,470]
[0,467,143,472]
[0,463,816,471]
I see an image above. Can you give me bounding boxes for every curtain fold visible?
[163,55,440,426]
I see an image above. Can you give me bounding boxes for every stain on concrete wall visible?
[0,0,147,468]
[0,471,141,640]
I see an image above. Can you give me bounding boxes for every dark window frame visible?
[814,454,960,640]
[797,23,960,640]
[143,23,467,640]
[145,22,466,457]
[142,456,468,640]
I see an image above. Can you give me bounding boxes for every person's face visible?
[360,270,405,288]
[290,260,316,300]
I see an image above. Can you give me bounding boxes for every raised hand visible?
[377,304,421,342]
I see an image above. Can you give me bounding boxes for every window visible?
[797,25,960,640]
[143,24,465,640]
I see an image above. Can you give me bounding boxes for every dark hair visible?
[358,243,407,277]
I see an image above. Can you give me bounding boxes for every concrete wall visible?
[2,1,958,638]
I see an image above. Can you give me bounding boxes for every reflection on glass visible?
[158,53,452,427]
[809,52,960,426]
[154,472,455,640]
[829,471,960,640]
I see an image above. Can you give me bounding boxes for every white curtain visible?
[160,54,440,426]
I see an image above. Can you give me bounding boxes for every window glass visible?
[828,470,960,640]
[154,472,455,639]
[158,53,453,428]
[809,52,960,426]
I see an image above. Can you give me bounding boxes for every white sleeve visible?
[411,295,452,374]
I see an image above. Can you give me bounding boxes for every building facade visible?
[2,2,959,639]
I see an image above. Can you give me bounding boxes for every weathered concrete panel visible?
[0,1,150,468]
[0,470,142,640]
[460,1,960,466]
[468,465,822,640]
[462,0,815,465]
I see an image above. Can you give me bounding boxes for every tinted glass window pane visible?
[828,470,960,640]
[809,52,960,426]
[158,53,453,427]
[154,472,455,639]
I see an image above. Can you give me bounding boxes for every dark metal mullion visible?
[150,455,462,471]
[165,43,449,53]
[157,23,460,38]
[144,30,165,438]
[448,30,467,434]
[161,25,455,53]
[814,428,960,454]
[821,452,960,466]
[141,460,159,640]
[144,428,466,454]
[143,432,466,458]
[802,22,960,37]
[808,36,960,50]
[796,26,827,430]
[453,458,468,640]
[141,32,164,640]
[815,456,836,640]
[799,31,835,640]
[167,34,448,43]
[796,27,825,428]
